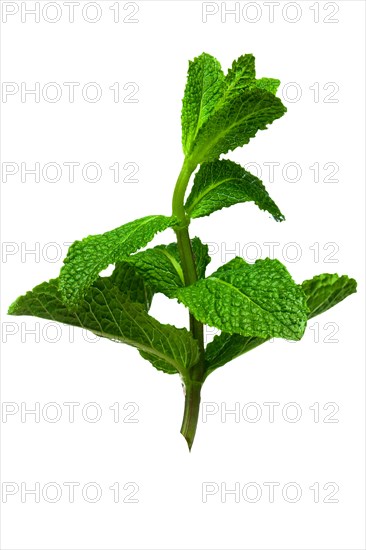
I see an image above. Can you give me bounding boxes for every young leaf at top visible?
[185,158,284,221]
[190,88,287,164]
[177,257,308,341]
[181,53,225,156]
[224,53,256,99]
[204,272,357,376]
[8,277,199,375]
[215,55,280,104]
[181,53,286,164]
[59,215,176,307]
[123,237,210,298]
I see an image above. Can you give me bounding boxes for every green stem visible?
[172,158,204,358]
[172,158,206,449]
[175,226,204,356]
[172,157,195,225]
[180,381,203,451]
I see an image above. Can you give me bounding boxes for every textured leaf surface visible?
[219,55,280,102]
[185,159,284,221]
[205,272,357,375]
[255,77,281,94]
[59,215,176,306]
[225,54,256,99]
[181,53,285,163]
[124,237,210,298]
[190,88,287,164]
[190,237,211,280]
[301,273,357,319]
[109,262,153,310]
[177,257,308,340]
[123,242,183,298]
[205,333,266,376]
[181,53,225,156]
[8,278,199,375]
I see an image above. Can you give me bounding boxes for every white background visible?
[1,1,365,549]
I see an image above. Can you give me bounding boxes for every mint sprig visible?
[8,53,357,451]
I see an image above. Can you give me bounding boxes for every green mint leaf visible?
[225,55,280,97]
[255,77,281,94]
[216,55,281,104]
[225,54,256,98]
[109,262,154,311]
[190,87,287,164]
[301,273,357,319]
[8,277,199,375]
[205,333,266,375]
[177,257,308,340]
[190,237,212,280]
[181,53,286,164]
[124,237,210,298]
[59,215,176,307]
[123,242,184,299]
[181,53,225,156]
[185,158,284,221]
[138,351,182,375]
[204,272,357,376]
